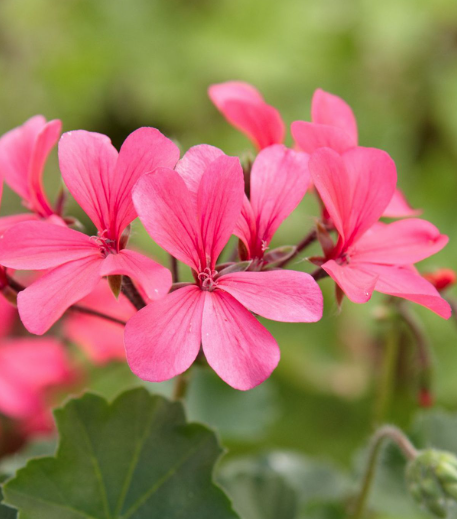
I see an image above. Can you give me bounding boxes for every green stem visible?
[353,425,418,519]
[172,371,191,400]
[121,276,146,310]
[373,324,399,426]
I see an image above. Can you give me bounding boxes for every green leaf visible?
[3,388,239,519]
[219,452,350,519]
[219,457,298,519]
[0,476,17,519]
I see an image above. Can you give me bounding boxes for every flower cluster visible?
[0,82,451,394]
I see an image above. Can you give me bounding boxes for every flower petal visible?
[250,144,310,248]
[322,259,378,303]
[369,264,452,319]
[218,270,323,322]
[0,338,70,419]
[100,249,172,301]
[64,279,134,364]
[233,195,256,258]
[0,213,39,237]
[209,81,285,149]
[202,290,280,390]
[350,219,448,265]
[309,147,397,246]
[17,256,103,335]
[175,144,225,204]
[0,116,46,203]
[197,155,244,268]
[28,119,62,216]
[291,121,355,154]
[58,130,118,233]
[124,285,204,382]
[133,168,201,270]
[383,188,421,218]
[111,127,180,238]
[0,221,100,270]
[311,89,358,145]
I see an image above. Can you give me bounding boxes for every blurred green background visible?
[1,0,457,515]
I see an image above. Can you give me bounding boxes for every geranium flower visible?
[0,128,178,334]
[0,337,71,425]
[292,89,418,218]
[0,116,64,235]
[208,81,285,150]
[308,147,451,318]
[125,146,323,390]
[64,279,135,364]
[233,144,310,265]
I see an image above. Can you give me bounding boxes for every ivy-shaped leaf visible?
[3,388,239,519]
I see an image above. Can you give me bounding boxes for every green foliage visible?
[2,388,239,519]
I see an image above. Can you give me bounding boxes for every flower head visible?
[292,89,418,218]
[126,145,323,390]
[0,116,64,235]
[234,144,310,266]
[208,81,285,150]
[0,128,178,334]
[309,147,450,318]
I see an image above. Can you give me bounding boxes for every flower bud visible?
[406,449,457,517]
[423,269,456,292]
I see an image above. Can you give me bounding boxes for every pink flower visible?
[423,268,456,292]
[64,279,135,364]
[309,147,451,318]
[0,337,71,422]
[234,144,310,264]
[0,128,179,334]
[0,116,64,235]
[292,89,418,218]
[208,81,285,150]
[125,146,323,390]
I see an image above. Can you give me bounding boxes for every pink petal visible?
[250,144,310,249]
[100,249,172,301]
[218,270,323,322]
[175,144,225,204]
[124,285,205,381]
[28,119,62,217]
[383,188,421,218]
[291,121,355,154]
[350,219,448,265]
[311,89,358,145]
[202,290,280,390]
[0,338,70,419]
[0,116,46,203]
[234,195,256,258]
[208,81,285,149]
[133,168,201,270]
[197,155,244,269]
[309,147,397,246]
[111,127,180,238]
[58,130,118,233]
[0,213,39,237]
[322,259,378,303]
[0,221,100,270]
[17,256,103,335]
[64,279,134,363]
[368,264,451,319]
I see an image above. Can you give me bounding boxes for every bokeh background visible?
[1,0,457,516]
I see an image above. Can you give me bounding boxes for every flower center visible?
[197,267,218,292]
[91,230,117,257]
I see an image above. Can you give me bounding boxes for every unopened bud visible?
[423,269,456,293]
[406,449,457,517]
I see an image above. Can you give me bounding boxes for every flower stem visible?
[353,425,418,519]
[277,229,317,268]
[173,371,191,400]
[170,255,179,283]
[373,324,399,426]
[311,267,328,281]
[121,276,146,310]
